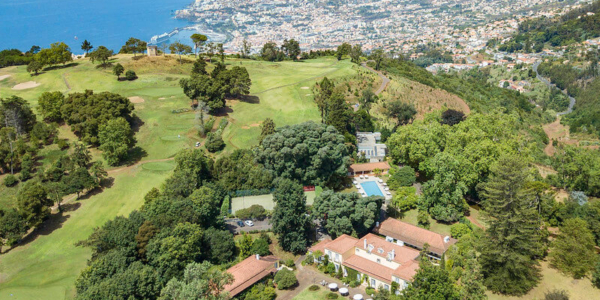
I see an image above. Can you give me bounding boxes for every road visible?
[361,62,390,95]
[533,61,576,116]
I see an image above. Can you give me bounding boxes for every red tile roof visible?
[349,162,391,173]
[393,259,419,281]
[343,255,394,284]
[309,238,332,254]
[224,255,278,297]
[326,234,359,254]
[354,233,420,264]
[373,218,457,256]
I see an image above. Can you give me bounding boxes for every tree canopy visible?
[271,178,310,254]
[312,191,382,238]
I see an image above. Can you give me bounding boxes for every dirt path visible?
[543,117,571,156]
[361,62,390,95]
[62,72,71,91]
[467,216,484,230]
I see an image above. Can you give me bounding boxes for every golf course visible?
[0,54,358,300]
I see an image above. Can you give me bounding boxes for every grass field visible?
[292,286,330,300]
[0,55,354,300]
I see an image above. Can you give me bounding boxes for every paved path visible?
[361,62,390,95]
[277,259,367,300]
[533,61,575,116]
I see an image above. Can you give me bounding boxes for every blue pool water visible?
[360,181,384,197]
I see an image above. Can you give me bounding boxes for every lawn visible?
[0,162,175,300]
[293,286,330,300]
[398,209,453,237]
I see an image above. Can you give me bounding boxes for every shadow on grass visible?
[239,95,260,104]
[122,146,148,166]
[43,62,79,71]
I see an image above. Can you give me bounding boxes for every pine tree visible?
[479,155,542,295]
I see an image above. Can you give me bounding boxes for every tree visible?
[169,42,192,64]
[251,237,270,256]
[213,149,273,192]
[550,218,597,278]
[0,96,37,136]
[49,42,73,65]
[359,89,376,113]
[274,268,297,290]
[81,40,93,55]
[203,227,235,264]
[0,208,28,247]
[112,63,124,80]
[163,148,212,198]
[350,44,362,64]
[259,118,275,144]
[98,117,134,166]
[325,93,352,135]
[217,43,225,62]
[17,180,52,228]
[387,166,416,190]
[205,132,225,153]
[190,33,208,57]
[593,260,600,288]
[255,121,350,187]
[272,179,310,253]
[422,152,469,222]
[88,46,114,66]
[238,232,253,258]
[125,70,137,81]
[441,109,466,126]
[45,181,67,211]
[282,39,301,60]
[206,42,216,62]
[37,91,64,122]
[26,60,43,75]
[386,101,416,128]
[179,75,225,111]
[121,37,147,56]
[19,153,33,181]
[61,90,134,144]
[160,261,233,300]
[241,39,251,58]
[314,77,335,122]
[261,42,280,62]
[371,49,385,70]
[62,167,95,199]
[89,161,108,186]
[479,156,542,295]
[191,58,208,76]
[313,191,382,238]
[72,142,92,168]
[400,255,459,300]
[337,43,352,60]
[244,283,277,300]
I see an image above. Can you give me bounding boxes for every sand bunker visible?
[158,97,166,100]
[300,86,310,90]
[128,96,145,103]
[12,81,40,90]
[0,75,11,81]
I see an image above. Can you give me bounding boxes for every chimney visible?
[364,238,367,249]
[443,236,450,243]
[256,254,260,260]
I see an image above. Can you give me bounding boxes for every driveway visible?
[225,218,272,234]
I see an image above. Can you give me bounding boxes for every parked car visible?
[244,220,254,227]
[237,220,244,227]
[195,142,201,147]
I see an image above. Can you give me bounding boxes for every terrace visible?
[352,175,392,202]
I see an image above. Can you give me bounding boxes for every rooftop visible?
[326,234,359,254]
[224,255,279,297]
[373,218,457,256]
[349,162,391,173]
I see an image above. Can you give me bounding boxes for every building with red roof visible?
[224,255,279,298]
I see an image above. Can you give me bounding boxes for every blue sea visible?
[0,0,196,53]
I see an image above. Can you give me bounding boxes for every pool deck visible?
[352,175,392,202]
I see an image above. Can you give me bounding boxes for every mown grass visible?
[292,286,329,300]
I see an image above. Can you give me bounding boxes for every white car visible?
[244,220,254,227]
[195,142,201,147]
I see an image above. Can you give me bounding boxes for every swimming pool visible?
[360,181,384,197]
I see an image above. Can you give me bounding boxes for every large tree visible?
[88,46,114,66]
[400,254,459,300]
[163,148,213,198]
[386,101,416,128]
[98,117,134,166]
[282,39,301,60]
[202,227,235,265]
[121,37,147,56]
[549,217,597,278]
[17,180,53,228]
[259,118,275,144]
[37,91,65,122]
[81,40,93,55]
[271,178,310,253]
[169,42,193,64]
[479,156,542,295]
[255,121,350,187]
[190,33,208,57]
[0,96,37,136]
[312,191,382,238]
[60,90,134,144]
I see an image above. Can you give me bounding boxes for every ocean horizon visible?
[0,0,197,53]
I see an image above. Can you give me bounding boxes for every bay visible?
[0,0,195,53]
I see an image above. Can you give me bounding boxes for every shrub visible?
[125,70,137,80]
[365,287,376,295]
[349,281,360,288]
[236,204,267,220]
[450,223,472,239]
[251,238,270,256]
[326,293,338,300]
[544,289,569,300]
[205,132,225,152]
[274,268,297,290]
[309,285,320,292]
[417,210,430,229]
[3,174,18,187]
[391,186,418,211]
[283,258,295,268]
[326,263,336,274]
[593,260,600,288]
[56,138,69,149]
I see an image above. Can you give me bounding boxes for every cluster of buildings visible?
[174,0,583,55]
